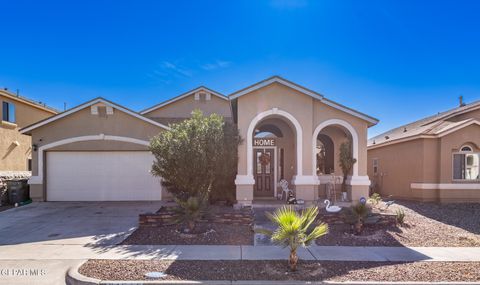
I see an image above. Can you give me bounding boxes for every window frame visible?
[372,158,379,176]
[2,101,16,123]
[452,145,480,182]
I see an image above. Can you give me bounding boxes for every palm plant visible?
[257,206,328,271]
[345,203,371,234]
[173,195,208,233]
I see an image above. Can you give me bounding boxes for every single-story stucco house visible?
[368,98,480,203]
[21,76,378,205]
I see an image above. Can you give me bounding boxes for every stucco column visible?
[347,126,371,203]
[235,123,254,206]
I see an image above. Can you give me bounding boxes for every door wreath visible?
[259,152,271,166]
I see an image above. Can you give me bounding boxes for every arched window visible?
[254,124,283,138]
[453,144,479,180]
[461,145,473,152]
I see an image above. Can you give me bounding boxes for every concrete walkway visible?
[1,244,479,262]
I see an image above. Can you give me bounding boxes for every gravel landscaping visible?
[315,201,480,247]
[79,259,480,282]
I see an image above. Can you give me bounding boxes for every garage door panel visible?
[46,151,162,201]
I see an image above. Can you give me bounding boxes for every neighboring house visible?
[368,99,480,203]
[21,76,378,204]
[0,89,58,173]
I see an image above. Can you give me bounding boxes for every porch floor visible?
[252,198,352,209]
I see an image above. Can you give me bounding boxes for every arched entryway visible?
[246,108,302,199]
[312,119,359,178]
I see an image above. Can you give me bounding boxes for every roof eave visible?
[20,97,170,134]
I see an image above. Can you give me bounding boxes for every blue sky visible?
[1,0,479,137]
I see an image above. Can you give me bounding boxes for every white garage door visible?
[46,151,162,201]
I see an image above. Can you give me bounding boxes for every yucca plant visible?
[173,195,209,233]
[368,193,382,207]
[257,206,328,271]
[395,209,405,225]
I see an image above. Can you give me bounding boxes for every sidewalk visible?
[1,244,479,262]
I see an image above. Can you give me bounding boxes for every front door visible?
[254,148,275,197]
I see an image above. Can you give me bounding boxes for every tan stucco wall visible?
[0,126,32,171]
[439,124,480,183]
[0,94,56,129]
[236,82,370,179]
[312,100,370,176]
[367,139,426,199]
[235,82,373,204]
[30,106,164,176]
[367,123,480,202]
[144,93,231,119]
[0,94,56,171]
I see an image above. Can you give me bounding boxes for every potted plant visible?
[339,141,357,201]
[257,206,328,271]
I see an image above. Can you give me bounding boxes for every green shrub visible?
[257,206,328,271]
[345,203,371,234]
[173,195,209,232]
[210,120,241,205]
[150,110,241,203]
[368,193,382,207]
[395,209,405,225]
[339,141,357,193]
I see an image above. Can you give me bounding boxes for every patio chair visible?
[279,179,293,201]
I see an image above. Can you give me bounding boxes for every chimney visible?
[459,95,466,107]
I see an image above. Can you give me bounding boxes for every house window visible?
[28,159,32,171]
[373,158,379,176]
[453,146,480,180]
[2,101,16,123]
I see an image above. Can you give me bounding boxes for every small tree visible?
[258,206,328,271]
[210,120,242,205]
[150,110,225,200]
[339,141,357,194]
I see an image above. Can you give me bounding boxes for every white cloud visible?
[201,60,231,71]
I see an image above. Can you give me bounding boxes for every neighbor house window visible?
[453,146,480,180]
[2,101,16,123]
[373,158,379,176]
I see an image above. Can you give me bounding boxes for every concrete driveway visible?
[0,201,162,246]
[0,202,162,285]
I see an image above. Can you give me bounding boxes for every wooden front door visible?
[254,148,275,197]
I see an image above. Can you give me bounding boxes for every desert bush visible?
[210,120,241,205]
[345,202,371,234]
[368,193,382,207]
[150,110,241,203]
[395,209,405,225]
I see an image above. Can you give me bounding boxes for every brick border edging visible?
[66,261,480,285]
[139,207,253,227]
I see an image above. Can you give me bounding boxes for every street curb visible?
[66,261,480,285]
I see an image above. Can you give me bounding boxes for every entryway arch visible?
[246,108,303,180]
[312,119,359,177]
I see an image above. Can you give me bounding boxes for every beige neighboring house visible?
[0,89,57,173]
[21,76,378,204]
[368,99,480,203]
